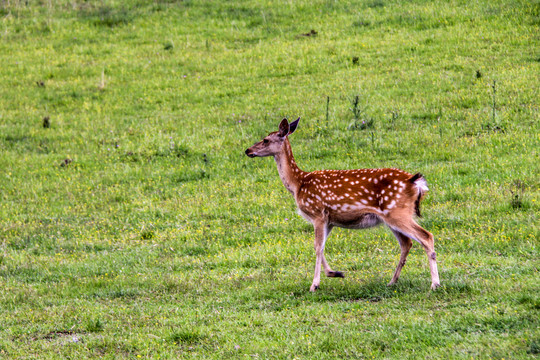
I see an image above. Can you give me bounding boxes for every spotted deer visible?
[245,118,441,291]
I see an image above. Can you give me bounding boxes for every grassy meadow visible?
[0,0,539,358]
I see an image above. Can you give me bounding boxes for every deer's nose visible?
[245,148,256,157]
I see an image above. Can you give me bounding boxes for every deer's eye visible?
[263,139,269,144]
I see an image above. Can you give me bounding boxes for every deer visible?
[245,118,441,292]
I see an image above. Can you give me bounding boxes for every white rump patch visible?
[414,176,429,193]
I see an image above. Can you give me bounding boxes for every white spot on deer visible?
[373,178,378,184]
[381,189,385,194]
[384,196,388,201]
[368,196,373,200]
[387,200,396,209]
[361,199,368,205]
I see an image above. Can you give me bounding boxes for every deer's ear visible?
[288,117,300,135]
[278,118,289,137]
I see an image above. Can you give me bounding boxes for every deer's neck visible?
[274,139,305,196]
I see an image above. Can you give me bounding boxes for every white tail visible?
[246,118,440,291]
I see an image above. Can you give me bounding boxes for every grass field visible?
[0,0,539,358]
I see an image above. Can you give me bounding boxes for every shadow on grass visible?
[236,275,476,311]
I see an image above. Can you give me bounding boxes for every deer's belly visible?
[296,201,382,230]
[331,212,382,229]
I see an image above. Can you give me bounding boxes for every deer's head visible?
[245,117,299,158]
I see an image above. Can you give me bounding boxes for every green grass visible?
[0,0,539,358]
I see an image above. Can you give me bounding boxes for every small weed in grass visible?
[169,330,205,346]
[482,115,506,133]
[491,79,497,123]
[388,110,399,130]
[42,116,50,128]
[86,318,104,333]
[529,339,540,355]
[348,95,375,131]
[140,229,155,240]
[509,180,526,209]
[98,69,106,91]
[59,158,72,167]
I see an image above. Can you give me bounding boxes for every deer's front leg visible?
[310,222,331,292]
[320,225,344,278]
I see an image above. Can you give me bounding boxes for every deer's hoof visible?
[327,271,344,278]
[310,284,320,292]
[431,282,441,290]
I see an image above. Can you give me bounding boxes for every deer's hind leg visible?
[385,215,440,290]
[388,230,413,286]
